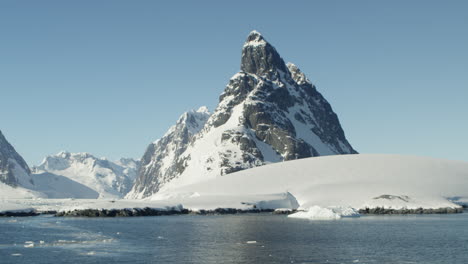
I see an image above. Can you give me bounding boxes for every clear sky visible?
[1,0,467,165]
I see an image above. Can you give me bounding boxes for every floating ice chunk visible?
[11,253,22,256]
[80,251,96,256]
[329,206,360,217]
[24,243,34,248]
[288,206,360,220]
[246,241,257,244]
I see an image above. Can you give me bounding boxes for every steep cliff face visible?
[127,107,211,198]
[0,130,34,188]
[127,31,357,199]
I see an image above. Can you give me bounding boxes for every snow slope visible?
[151,154,468,212]
[2,154,467,216]
[31,172,99,199]
[1,193,297,214]
[34,152,139,198]
[0,181,43,199]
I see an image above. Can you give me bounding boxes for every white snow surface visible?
[5,159,35,189]
[0,198,180,213]
[0,181,44,199]
[0,201,36,214]
[0,193,297,214]
[31,172,99,199]
[2,154,468,217]
[151,154,468,212]
[151,191,299,211]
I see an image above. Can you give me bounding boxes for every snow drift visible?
[150,154,468,215]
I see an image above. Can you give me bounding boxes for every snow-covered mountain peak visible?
[160,107,211,141]
[56,151,70,158]
[39,152,98,171]
[248,30,262,37]
[52,151,98,162]
[196,106,209,114]
[244,30,265,46]
[128,31,357,198]
[241,30,288,78]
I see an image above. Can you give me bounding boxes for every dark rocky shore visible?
[358,207,463,214]
[49,206,467,217]
[0,211,39,217]
[2,206,465,217]
[54,207,278,217]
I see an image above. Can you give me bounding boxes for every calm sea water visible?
[1,213,468,264]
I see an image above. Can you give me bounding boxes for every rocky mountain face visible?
[128,107,211,198]
[127,31,357,199]
[34,152,140,198]
[0,130,34,188]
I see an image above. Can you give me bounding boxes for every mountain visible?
[0,130,34,189]
[34,152,140,198]
[127,31,357,199]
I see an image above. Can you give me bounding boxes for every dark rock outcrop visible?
[359,207,463,214]
[0,130,33,188]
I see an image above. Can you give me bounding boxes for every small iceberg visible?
[288,206,360,220]
[24,241,34,248]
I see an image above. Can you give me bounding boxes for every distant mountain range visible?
[33,152,139,198]
[1,129,139,199]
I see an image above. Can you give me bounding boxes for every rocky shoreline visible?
[1,206,465,217]
[358,207,464,214]
[55,206,465,217]
[0,211,39,217]
[54,207,278,217]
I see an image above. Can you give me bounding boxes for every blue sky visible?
[1,0,467,165]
